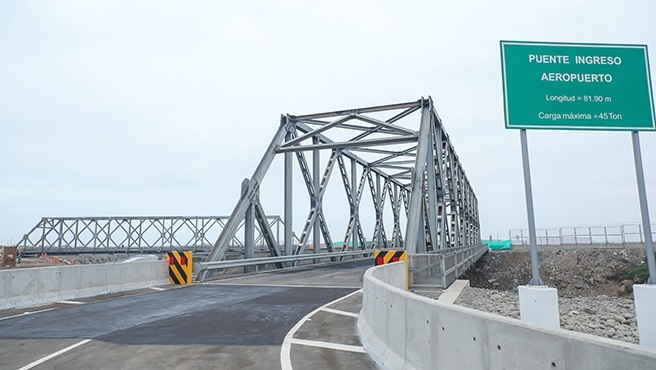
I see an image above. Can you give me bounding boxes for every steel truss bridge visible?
[199,97,481,280]
[15,97,483,285]
[16,216,283,254]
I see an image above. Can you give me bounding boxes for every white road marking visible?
[17,339,92,370]
[55,300,85,305]
[0,308,59,321]
[290,338,366,353]
[280,289,363,370]
[320,307,359,318]
[205,282,362,289]
[149,287,166,291]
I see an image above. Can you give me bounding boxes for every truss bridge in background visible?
[16,216,283,254]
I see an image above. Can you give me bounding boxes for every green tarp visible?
[483,239,512,250]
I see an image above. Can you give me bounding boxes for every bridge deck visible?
[0,261,375,370]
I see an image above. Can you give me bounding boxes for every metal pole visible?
[351,157,358,250]
[588,227,592,245]
[313,137,321,260]
[376,172,382,248]
[284,130,293,259]
[520,129,544,286]
[394,185,399,249]
[631,131,655,284]
[244,201,254,273]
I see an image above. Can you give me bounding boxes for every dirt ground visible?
[460,248,649,297]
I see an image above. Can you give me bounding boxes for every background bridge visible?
[16,216,284,254]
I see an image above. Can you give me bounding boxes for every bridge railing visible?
[408,244,488,289]
[508,224,656,246]
[196,250,375,278]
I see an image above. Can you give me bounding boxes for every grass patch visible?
[620,264,649,282]
[617,252,655,283]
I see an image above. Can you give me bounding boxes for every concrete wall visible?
[0,260,168,310]
[358,262,656,370]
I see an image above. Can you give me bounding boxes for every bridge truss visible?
[16,216,283,254]
[200,97,480,280]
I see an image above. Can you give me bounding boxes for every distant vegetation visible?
[617,252,655,283]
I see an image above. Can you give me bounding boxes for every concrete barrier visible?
[358,262,656,370]
[0,260,168,310]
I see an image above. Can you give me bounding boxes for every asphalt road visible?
[0,260,377,369]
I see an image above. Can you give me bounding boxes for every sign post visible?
[500,41,656,335]
[519,129,543,286]
[631,132,656,284]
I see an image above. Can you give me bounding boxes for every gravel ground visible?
[452,286,639,344]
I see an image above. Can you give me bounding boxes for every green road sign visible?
[500,41,655,131]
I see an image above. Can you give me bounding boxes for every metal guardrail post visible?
[440,251,447,287]
[588,227,592,245]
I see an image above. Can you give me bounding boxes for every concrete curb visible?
[0,260,169,310]
[437,279,469,304]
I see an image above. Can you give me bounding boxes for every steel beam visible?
[290,100,421,120]
[284,119,294,260]
[404,99,432,253]
[275,135,418,153]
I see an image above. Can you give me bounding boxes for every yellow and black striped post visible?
[374,250,409,290]
[374,250,407,266]
[166,251,192,285]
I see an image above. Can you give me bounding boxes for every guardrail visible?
[408,244,488,289]
[196,250,375,280]
[197,243,487,285]
[508,224,656,246]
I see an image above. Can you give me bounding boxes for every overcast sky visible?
[1,1,655,245]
